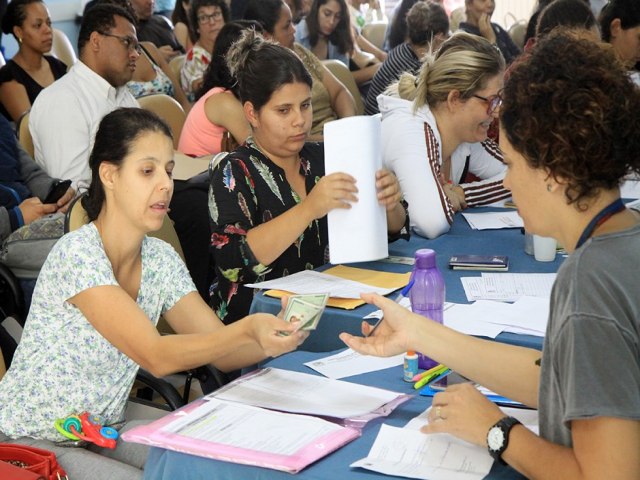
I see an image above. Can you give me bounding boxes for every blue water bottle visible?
[409,249,445,370]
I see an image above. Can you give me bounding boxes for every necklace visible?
[575,198,626,250]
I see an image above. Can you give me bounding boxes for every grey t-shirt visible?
[539,223,640,446]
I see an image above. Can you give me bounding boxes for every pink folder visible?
[122,398,361,473]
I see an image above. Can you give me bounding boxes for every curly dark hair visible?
[501,28,640,210]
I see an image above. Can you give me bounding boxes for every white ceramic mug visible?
[533,235,557,262]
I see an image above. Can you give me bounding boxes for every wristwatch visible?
[487,416,521,464]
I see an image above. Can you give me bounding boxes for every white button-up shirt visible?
[30,61,139,191]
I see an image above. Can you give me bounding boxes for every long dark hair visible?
[83,108,173,221]
[306,0,353,55]
[196,20,262,100]
[243,0,284,35]
[387,0,419,50]
[172,0,196,44]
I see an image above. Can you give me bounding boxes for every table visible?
[250,207,563,352]
[143,350,528,480]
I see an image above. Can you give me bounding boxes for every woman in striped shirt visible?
[379,32,509,239]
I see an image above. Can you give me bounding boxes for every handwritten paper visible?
[462,211,524,230]
[324,116,388,263]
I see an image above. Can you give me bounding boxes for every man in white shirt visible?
[30,4,140,191]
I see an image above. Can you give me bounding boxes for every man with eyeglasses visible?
[130,0,184,62]
[29,4,140,192]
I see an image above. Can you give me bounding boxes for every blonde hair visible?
[388,32,505,111]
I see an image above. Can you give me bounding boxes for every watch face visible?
[488,426,505,451]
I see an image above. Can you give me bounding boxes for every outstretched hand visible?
[339,293,415,357]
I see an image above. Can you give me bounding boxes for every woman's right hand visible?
[478,14,497,44]
[303,172,358,220]
[248,313,308,358]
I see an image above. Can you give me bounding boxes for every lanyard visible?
[575,198,626,250]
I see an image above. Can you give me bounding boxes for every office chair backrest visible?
[322,59,365,115]
[138,94,186,149]
[49,28,77,69]
[16,111,34,159]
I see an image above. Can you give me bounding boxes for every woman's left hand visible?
[421,383,506,447]
[376,169,402,211]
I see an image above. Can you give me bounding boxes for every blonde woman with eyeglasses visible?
[180,0,228,100]
[379,32,510,239]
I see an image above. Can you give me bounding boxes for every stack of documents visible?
[247,265,411,309]
[123,368,410,473]
[352,407,539,480]
[462,211,524,230]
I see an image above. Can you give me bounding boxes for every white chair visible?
[16,111,34,159]
[322,59,365,115]
[169,54,186,79]
[508,20,527,50]
[49,28,77,68]
[138,94,187,149]
[361,22,387,50]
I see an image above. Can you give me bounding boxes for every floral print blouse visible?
[0,223,195,441]
[208,139,328,323]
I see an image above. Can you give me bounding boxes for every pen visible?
[414,367,450,390]
[411,363,446,382]
[366,279,415,337]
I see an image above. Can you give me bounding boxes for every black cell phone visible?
[43,179,72,204]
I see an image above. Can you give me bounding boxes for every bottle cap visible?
[414,249,436,269]
[406,350,416,356]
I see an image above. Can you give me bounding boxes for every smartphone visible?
[429,371,471,391]
[43,179,72,204]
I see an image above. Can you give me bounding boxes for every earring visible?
[17,37,22,44]
[546,184,552,192]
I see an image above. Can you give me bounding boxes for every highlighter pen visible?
[412,363,446,382]
[414,367,450,390]
[366,278,415,337]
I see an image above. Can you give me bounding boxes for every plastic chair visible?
[138,94,186,149]
[0,51,5,68]
[361,22,387,50]
[49,28,77,69]
[169,54,186,79]
[322,59,365,115]
[16,111,34,159]
[508,20,527,50]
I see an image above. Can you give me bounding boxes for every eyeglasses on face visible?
[197,10,223,23]
[471,93,503,115]
[97,31,141,54]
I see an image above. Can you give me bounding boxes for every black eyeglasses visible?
[197,11,223,23]
[97,31,142,54]
[472,93,503,115]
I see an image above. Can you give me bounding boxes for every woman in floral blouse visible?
[209,31,409,323]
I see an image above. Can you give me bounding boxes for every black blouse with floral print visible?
[208,139,328,323]
[208,138,410,324]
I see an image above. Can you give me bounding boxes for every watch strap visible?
[487,416,521,464]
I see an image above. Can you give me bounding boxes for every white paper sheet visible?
[461,273,556,302]
[208,368,402,419]
[245,269,397,298]
[324,116,388,264]
[304,348,405,379]
[462,211,524,230]
[351,424,493,480]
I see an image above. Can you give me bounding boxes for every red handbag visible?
[0,443,68,479]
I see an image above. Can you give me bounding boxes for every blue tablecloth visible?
[143,350,528,480]
[250,208,563,352]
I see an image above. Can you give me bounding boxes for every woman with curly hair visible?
[342,29,640,478]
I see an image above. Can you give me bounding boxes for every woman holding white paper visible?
[379,32,510,239]
[208,30,408,324]
[341,30,640,479]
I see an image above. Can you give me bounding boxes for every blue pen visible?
[366,279,415,337]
